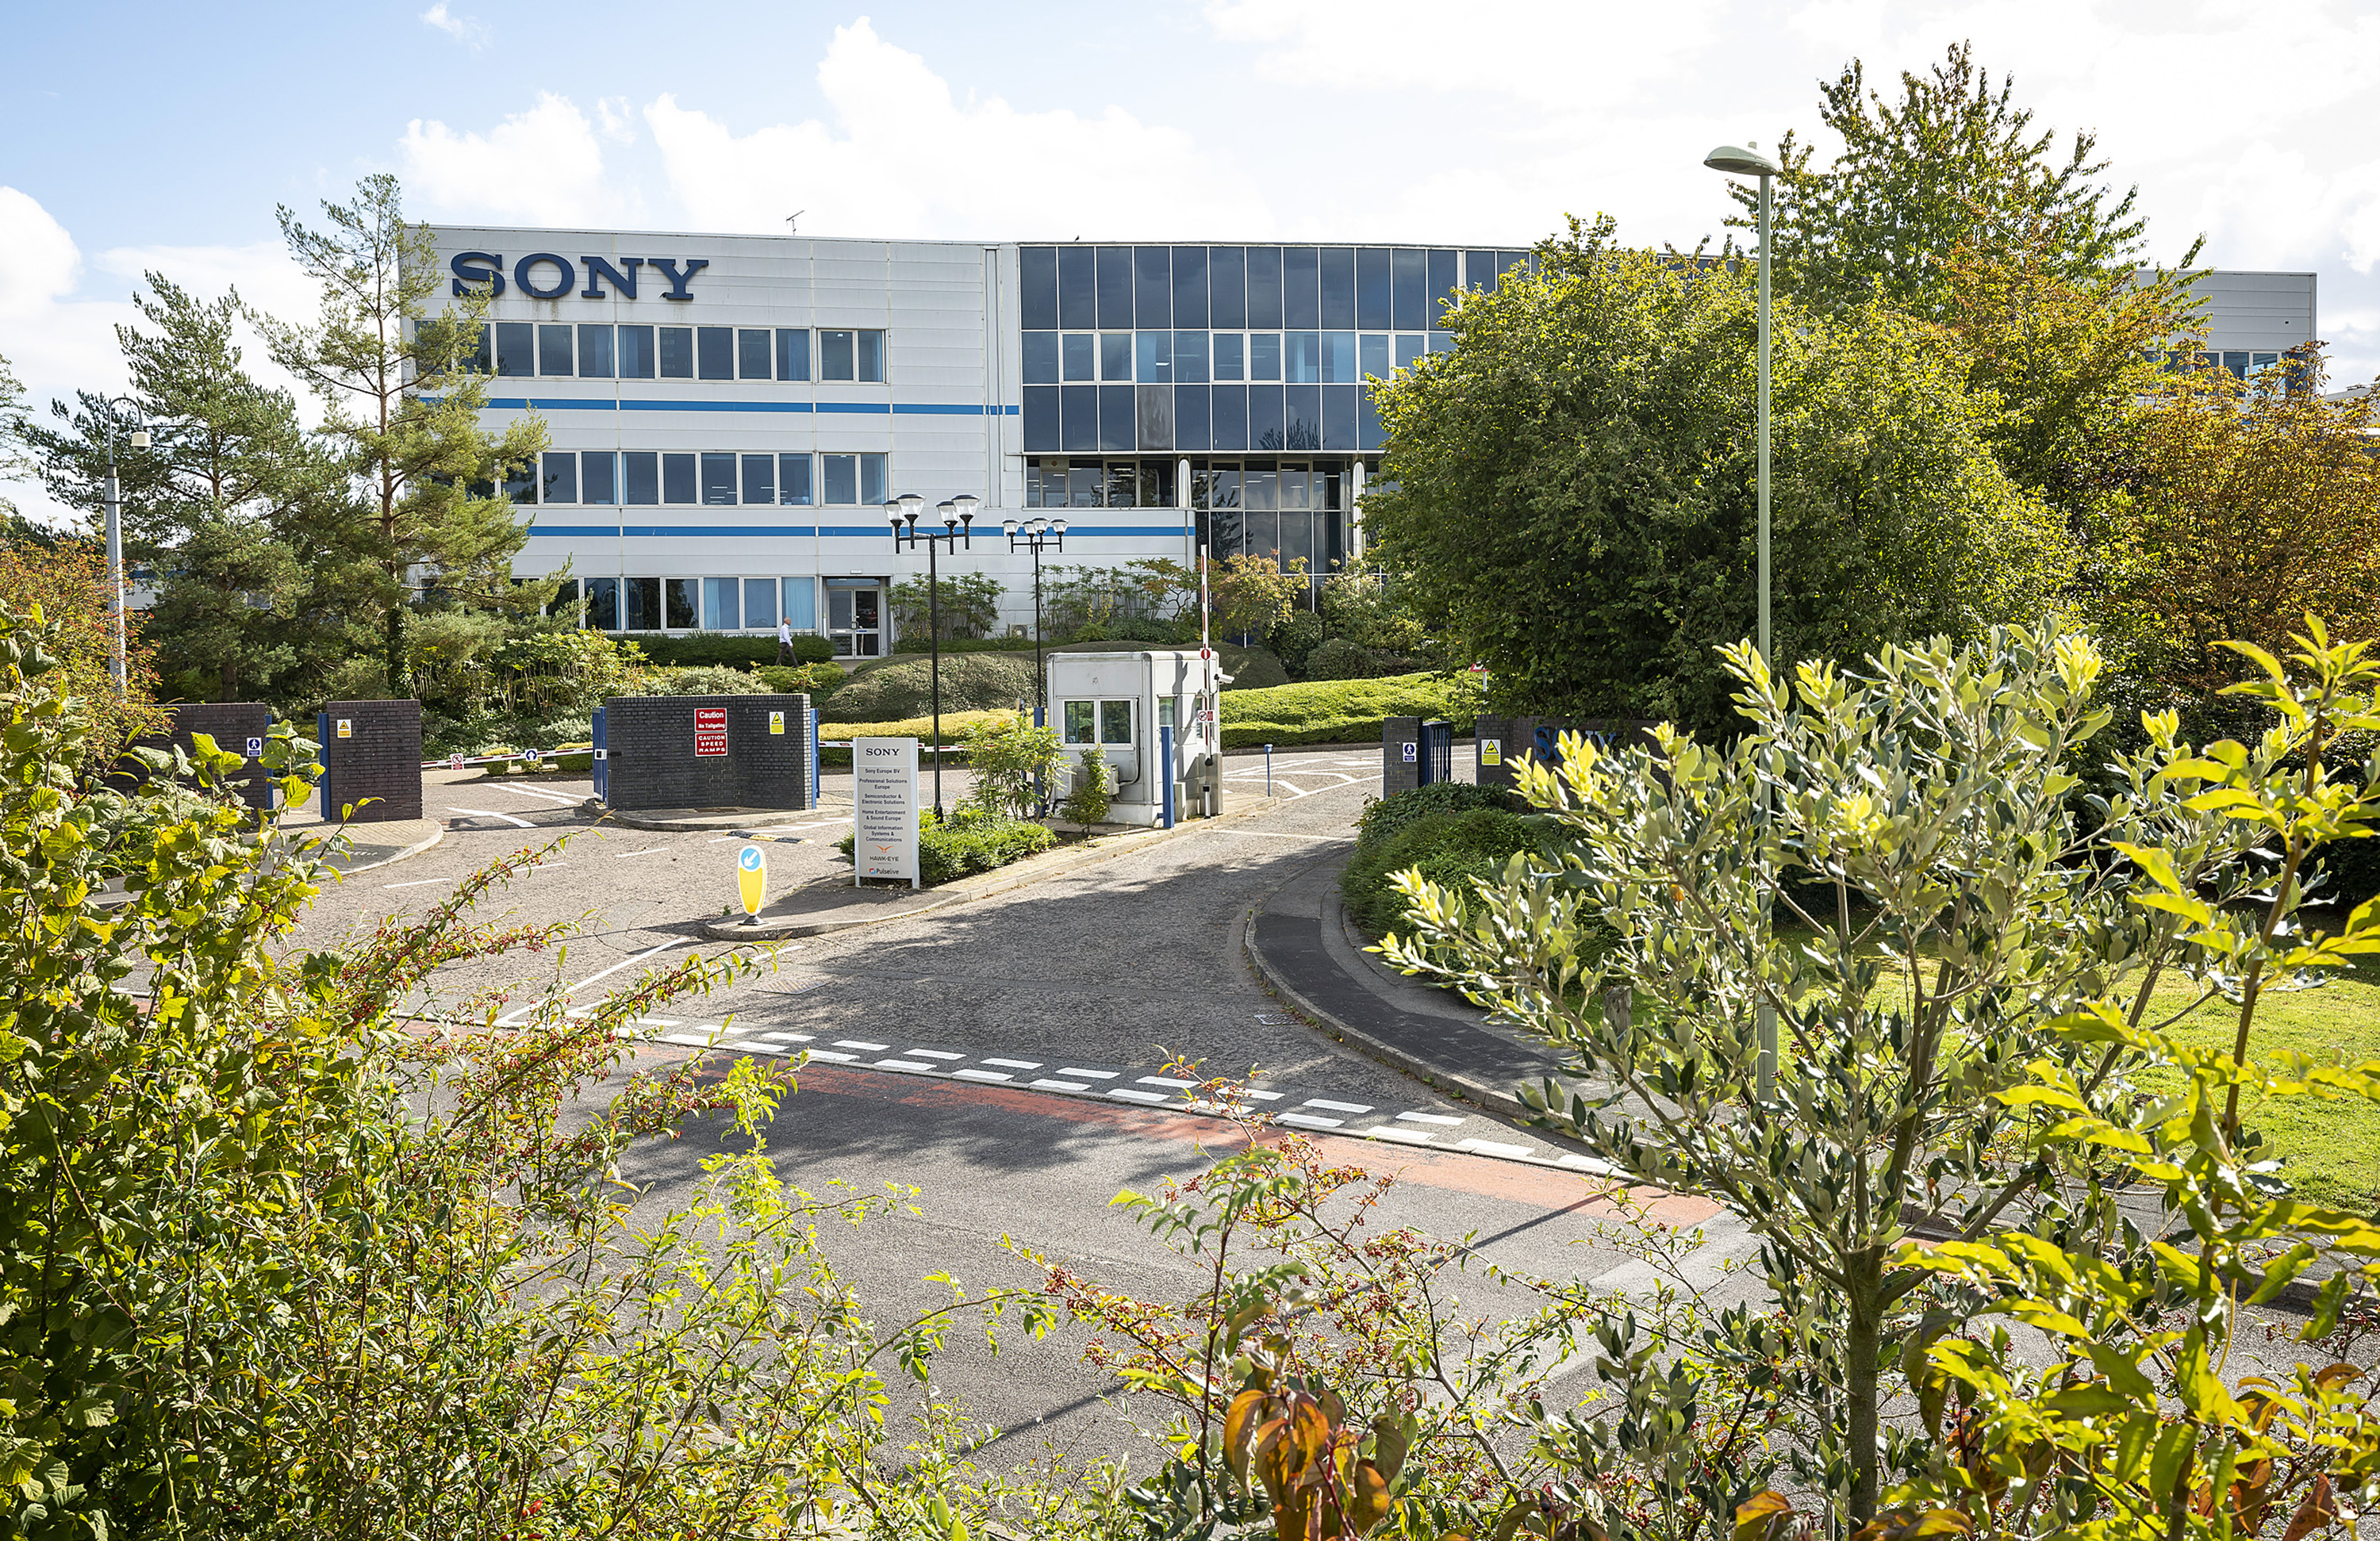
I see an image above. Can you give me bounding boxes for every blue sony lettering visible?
[450,251,505,298]
[647,257,709,301]
[582,255,642,299]
[514,253,575,300]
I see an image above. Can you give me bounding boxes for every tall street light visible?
[1000,515,1065,723]
[95,398,152,689]
[1705,140,1781,1099]
[889,491,976,820]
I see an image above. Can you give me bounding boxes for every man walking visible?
[777,613,797,665]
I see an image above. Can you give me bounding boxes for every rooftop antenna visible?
[785,209,805,236]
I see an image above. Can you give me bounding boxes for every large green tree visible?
[255,174,549,696]
[1366,217,2067,732]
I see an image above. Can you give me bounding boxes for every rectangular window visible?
[583,450,618,504]
[1211,385,1247,451]
[781,575,817,629]
[1428,250,1458,327]
[1134,246,1171,328]
[1391,248,1428,332]
[1061,384,1099,452]
[1135,330,1172,383]
[578,323,614,378]
[1286,332,1322,384]
[1246,247,1284,330]
[700,451,737,505]
[496,321,535,377]
[625,576,660,631]
[744,577,777,627]
[501,458,537,505]
[859,451,886,505]
[820,329,854,380]
[1098,385,1134,452]
[738,328,772,379]
[666,577,698,630]
[1021,245,1059,332]
[1468,251,1499,292]
[1096,246,1134,328]
[1063,700,1094,745]
[1175,384,1211,450]
[697,326,733,379]
[658,327,694,378]
[541,450,578,504]
[1360,333,1391,381]
[1284,247,1320,329]
[1251,332,1281,381]
[1357,247,1392,330]
[1100,332,1133,382]
[1322,385,1360,450]
[1322,332,1357,384]
[662,453,697,504]
[776,328,811,381]
[1100,699,1133,744]
[1172,245,1209,328]
[617,325,654,378]
[1067,464,1101,508]
[1023,331,1059,384]
[1395,334,1426,370]
[823,454,857,505]
[1023,385,1060,451]
[1319,247,1356,329]
[624,451,659,504]
[779,453,813,505]
[704,577,740,630]
[466,324,493,374]
[1136,384,1174,450]
[1061,332,1096,381]
[1209,246,1246,329]
[1214,332,1244,381]
[741,453,775,504]
[1247,385,1283,451]
[1173,329,1209,383]
[1105,462,1137,508]
[538,323,574,377]
[1058,244,1097,329]
[1285,385,1322,450]
[586,576,620,630]
[856,329,884,382]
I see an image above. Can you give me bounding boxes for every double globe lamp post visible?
[887,491,977,820]
[999,515,1065,723]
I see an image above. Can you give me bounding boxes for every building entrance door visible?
[826,580,884,658]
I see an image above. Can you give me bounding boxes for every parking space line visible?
[499,937,689,1025]
[446,806,535,828]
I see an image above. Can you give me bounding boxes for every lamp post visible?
[889,491,976,820]
[1000,515,1066,723]
[1705,140,1781,1099]
[78,398,153,690]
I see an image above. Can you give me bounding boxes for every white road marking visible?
[501,784,582,806]
[383,876,447,888]
[1032,1078,1092,1092]
[662,1032,715,1047]
[875,1058,935,1071]
[635,1017,683,1029]
[905,1048,965,1060]
[756,1032,809,1043]
[447,806,535,828]
[614,846,673,859]
[982,1057,1042,1070]
[1057,1067,1119,1079]
[835,1039,891,1051]
[1107,1087,1170,1104]
[1364,1125,1436,1144]
[805,1049,857,1063]
[1457,1138,1533,1159]
[1303,1098,1374,1113]
[1396,1110,1464,1126]
[1241,1089,1284,1102]
[1137,1075,1197,1089]
[499,937,689,1025]
[727,1039,782,1052]
[1276,1112,1343,1129]
[1557,1153,1619,1175]
[954,1068,1012,1083]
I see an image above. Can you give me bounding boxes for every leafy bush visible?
[645,664,767,696]
[1353,780,1523,848]
[1060,746,1111,826]
[817,709,1007,746]
[889,634,1036,654]
[1304,636,1386,680]
[1221,670,1476,747]
[1104,614,1184,644]
[754,660,846,698]
[633,631,831,667]
[888,571,1002,642]
[1269,608,1324,677]
[826,651,1038,719]
[961,710,1063,819]
[1342,804,1540,935]
[835,807,1054,885]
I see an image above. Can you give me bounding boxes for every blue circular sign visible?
[738,845,763,872]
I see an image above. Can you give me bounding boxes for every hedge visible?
[835,809,1054,886]
[814,708,1011,765]
[629,633,834,668]
[1341,803,1541,936]
[1220,672,1477,749]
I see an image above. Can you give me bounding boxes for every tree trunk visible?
[220,658,236,703]
[1846,1256,1883,1524]
[383,604,407,696]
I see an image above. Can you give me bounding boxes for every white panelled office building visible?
[434,227,2317,659]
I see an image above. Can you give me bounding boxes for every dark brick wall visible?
[317,700,424,823]
[600,695,812,812]
[1383,715,1423,796]
[1478,715,1661,789]
[117,703,276,809]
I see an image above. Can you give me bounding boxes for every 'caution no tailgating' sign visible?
[694,707,727,757]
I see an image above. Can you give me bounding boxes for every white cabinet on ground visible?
[1045,649,1221,826]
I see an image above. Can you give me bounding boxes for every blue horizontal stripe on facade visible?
[471,397,1019,415]
[521,524,628,538]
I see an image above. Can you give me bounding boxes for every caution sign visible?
[1480,739,1502,766]
[336,719,352,739]
[769,709,785,736]
[695,707,727,757]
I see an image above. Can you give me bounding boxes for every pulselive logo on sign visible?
[695,707,728,757]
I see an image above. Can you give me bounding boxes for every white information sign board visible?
[851,736,919,888]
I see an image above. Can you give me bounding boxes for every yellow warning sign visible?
[769,710,785,735]
[1481,739,1501,765]
[336,719,352,739]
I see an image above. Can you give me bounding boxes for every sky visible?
[6,0,2380,523]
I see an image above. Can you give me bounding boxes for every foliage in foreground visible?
[0,603,1049,1535]
[1384,620,2380,1534]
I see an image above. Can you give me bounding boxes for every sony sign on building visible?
[431,226,2317,658]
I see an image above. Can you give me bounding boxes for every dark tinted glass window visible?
[1211,385,1248,451]
[1171,246,1208,328]
[1357,247,1392,330]
[820,329,854,380]
[468,324,491,374]
[1100,332,1132,382]
[1061,384,1098,452]
[1096,247,1134,329]
[538,323,574,376]
[1135,330,1171,383]
[1099,385,1134,452]
[1020,246,1059,331]
[496,321,534,377]
[666,578,697,629]
[624,451,658,504]
[701,451,737,504]
[738,328,771,379]
[1321,332,1357,384]
[1058,245,1096,328]
[1395,334,1426,370]
[1023,331,1059,384]
[1284,385,1321,450]
[1175,385,1210,451]
[856,329,884,382]
[1428,250,1458,326]
[658,327,694,378]
[541,451,577,503]
[1319,247,1355,328]
[776,328,810,381]
[1248,384,1284,451]
[1136,384,1174,451]
[1467,251,1499,292]
[578,323,614,378]
[1497,251,1530,284]
[779,453,812,505]
[822,454,856,505]
[618,325,654,378]
[1023,385,1061,451]
[1061,332,1095,381]
[1213,332,1244,381]
[1209,246,1246,328]
[1246,247,1284,329]
[859,453,886,506]
[502,458,537,504]
[1250,332,1281,381]
[662,453,697,504]
[585,577,619,630]
[1284,247,1320,329]
[1360,384,1387,451]
[1360,333,1390,380]
[1322,385,1360,450]
[583,451,617,504]
[1391,249,1427,332]
[1134,246,1170,328]
[1173,329,1208,383]
[625,577,659,631]
[741,454,774,504]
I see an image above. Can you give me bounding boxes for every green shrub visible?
[1353,780,1524,849]
[962,711,1063,819]
[754,661,846,697]
[1221,671,1476,747]
[646,665,766,696]
[1305,636,1384,680]
[1342,806,1541,935]
[825,651,1039,720]
[631,632,831,668]
[1061,746,1112,826]
[889,635,1037,654]
[835,807,1054,885]
[1269,609,1324,677]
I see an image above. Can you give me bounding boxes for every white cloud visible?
[420,3,489,48]
[642,19,1266,240]
[399,92,635,228]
